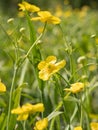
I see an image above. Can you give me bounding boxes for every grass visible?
[0,2,98,130]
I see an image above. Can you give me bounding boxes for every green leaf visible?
[47,111,63,121]
[70,105,78,122]
[8,86,22,130]
[0,98,6,108]
[0,113,7,130]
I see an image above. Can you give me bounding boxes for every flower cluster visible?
[11,103,44,120]
[18,1,61,24]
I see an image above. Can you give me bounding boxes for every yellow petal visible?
[18,1,40,12]
[71,82,84,93]
[90,122,98,130]
[74,126,82,130]
[39,69,50,81]
[11,103,33,114]
[0,82,6,92]
[46,56,57,64]
[47,16,61,24]
[17,113,29,121]
[89,113,98,120]
[31,17,41,21]
[32,10,61,24]
[28,5,40,12]
[38,11,52,17]
[22,103,34,112]
[11,107,23,114]
[95,38,98,44]
[55,60,66,70]
[38,61,47,70]
[18,3,25,11]
[30,103,45,113]
[34,118,48,130]
[64,82,84,93]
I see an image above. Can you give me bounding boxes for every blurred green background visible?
[0,0,98,15]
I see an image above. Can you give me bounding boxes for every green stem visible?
[80,98,83,126]
[49,118,55,130]
[6,65,17,130]
[17,33,43,67]
[57,73,70,87]
[23,121,26,130]
[69,63,98,82]
[69,54,74,82]
[25,33,42,58]
[58,24,69,49]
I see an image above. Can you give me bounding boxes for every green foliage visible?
[0,1,98,130]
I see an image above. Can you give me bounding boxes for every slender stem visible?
[6,65,17,130]
[58,24,69,49]
[0,23,16,47]
[17,33,42,67]
[69,63,98,82]
[23,121,26,130]
[57,73,70,87]
[80,98,83,126]
[49,118,55,130]
[25,33,42,58]
[69,54,74,82]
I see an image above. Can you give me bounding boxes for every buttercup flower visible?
[31,11,61,24]
[18,1,40,12]
[34,118,48,130]
[38,56,66,81]
[88,65,97,71]
[11,103,44,120]
[74,126,82,130]
[95,38,98,44]
[64,82,84,93]
[90,122,98,130]
[0,82,6,92]
[64,10,72,18]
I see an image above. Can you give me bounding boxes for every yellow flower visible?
[18,11,25,17]
[11,103,44,120]
[64,10,72,18]
[90,122,98,130]
[18,1,40,12]
[55,5,63,17]
[74,126,82,130]
[31,11,61,24]
[88,65,97,71]
[0,82,6,92]
[95,38,98,44]
[64,82,84,93]
[34,118,48,130]
[38,56,66,81]
[89,113,98,120]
